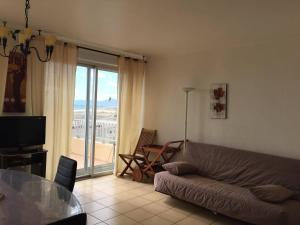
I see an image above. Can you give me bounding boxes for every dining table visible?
[0,169,85,225]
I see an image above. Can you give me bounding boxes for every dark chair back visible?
[54,156,77,192]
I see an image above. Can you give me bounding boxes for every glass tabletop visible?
[0,169,84,225]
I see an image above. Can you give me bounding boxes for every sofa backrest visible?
[184,142,300,194]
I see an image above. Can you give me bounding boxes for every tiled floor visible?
[74,175,249,225]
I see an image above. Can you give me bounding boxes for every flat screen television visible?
[0,116,46,148]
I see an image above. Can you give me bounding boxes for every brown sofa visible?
[154,142,300,225]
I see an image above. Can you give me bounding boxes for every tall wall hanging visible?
[3,52,27,113]
[210,83,227,119]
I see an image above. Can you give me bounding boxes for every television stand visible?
[0,149,47,177]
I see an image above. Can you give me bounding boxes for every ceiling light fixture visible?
[0,0,56,62]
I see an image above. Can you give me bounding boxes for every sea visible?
[74,99,117,110]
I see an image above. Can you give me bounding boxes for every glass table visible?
[0,169,84,225]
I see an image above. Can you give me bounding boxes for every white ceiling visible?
[0,0,300,57]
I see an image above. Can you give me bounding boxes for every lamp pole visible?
[182,87,195,152]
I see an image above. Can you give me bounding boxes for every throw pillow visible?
[162,161,198,175]
[249,184,294,203]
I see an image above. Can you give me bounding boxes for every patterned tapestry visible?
[3,52,27,113]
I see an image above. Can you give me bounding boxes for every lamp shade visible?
[18,33,26,44]
[0,26,9,38]
[45,35,56,46]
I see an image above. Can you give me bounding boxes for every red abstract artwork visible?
[210,83,227,119]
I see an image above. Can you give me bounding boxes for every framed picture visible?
[210,83,227,119]
[3,52,27,113]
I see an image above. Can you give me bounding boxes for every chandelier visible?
[0,0,56,62]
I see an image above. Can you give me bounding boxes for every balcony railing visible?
[70,119,117,169]
[72,119,117,144]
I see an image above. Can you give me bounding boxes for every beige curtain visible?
[43,42,77,179]
[0,55,8,115]
[115,57,146,174]
[26,38,45,116]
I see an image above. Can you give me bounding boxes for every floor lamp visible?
[182,87,195,152]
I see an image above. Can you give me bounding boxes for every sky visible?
[74,66,118,101]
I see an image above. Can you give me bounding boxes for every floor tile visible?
[109,202,138,213]
[97,196,124,206]
[124,182,145,189]
[125,208,154,222]
[105,215,137,225]
[142,192,166,201]
[174,216,209,225]
[76,186,96,194]
[190,208,216,224]
[83,192,109,201]
[75,175,248,225]
[87,214,101,225]
[171,203,199,215]
[143,184,155,189]
[125,188,152,196]
[101,187,126,195]
[90,208,120,221]
[158,208,188,223]
[83,201,106,213]
[141,202,169,215]
[116,191,137,201]
[128,197,152,207]
[141,215,173,225]
[156,197,178,209]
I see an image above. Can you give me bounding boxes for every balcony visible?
[70,119,117,169]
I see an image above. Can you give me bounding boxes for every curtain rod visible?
[77,46,147,63]
[1,21,148,62]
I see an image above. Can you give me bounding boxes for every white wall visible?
[144,37,300,159]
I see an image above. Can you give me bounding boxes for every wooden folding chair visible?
[133,140,184,182]
[119,128,156,177]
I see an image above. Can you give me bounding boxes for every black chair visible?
[54,156,77,192]
[47,213,87,225]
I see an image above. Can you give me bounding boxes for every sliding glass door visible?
[71,65,118,177]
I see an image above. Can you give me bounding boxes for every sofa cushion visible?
[155,171,300,225]
[181,142,300,194]
[250,184,294,203]
[162,161,198,175]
